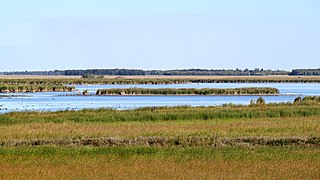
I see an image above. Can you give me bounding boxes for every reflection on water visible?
[1,83,320,113]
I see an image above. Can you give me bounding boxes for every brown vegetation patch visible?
[1,136,319,147]
[1,158,319,179]
[1,116,319,140]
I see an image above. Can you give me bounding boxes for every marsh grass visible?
[0,84,74,93]
[2,104,320,125]
[0,104,320,179]
[0,146,319,179]
[96,87,279,95]
[2,75,320,85]
[0,116,319,141]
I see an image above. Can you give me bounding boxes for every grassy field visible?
[1,116,319,141]
[0,146,319,179]
[0,103,320,179]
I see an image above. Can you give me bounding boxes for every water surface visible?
[1,83,319,113]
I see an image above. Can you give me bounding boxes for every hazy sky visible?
[0,0,319,71]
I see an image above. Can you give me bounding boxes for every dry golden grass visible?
[0,117,319,141]
[0,154,319,179]
[0,113,319,179]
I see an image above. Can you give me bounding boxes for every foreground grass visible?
[0,117,319,141]
[0,146,319,179]
[1,104,319,179]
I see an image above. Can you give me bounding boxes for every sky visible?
[0,0,319,71]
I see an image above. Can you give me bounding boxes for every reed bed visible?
[0,84,74,93]
[1,104,320,125]
[96,87,279,95]
[1,75,320,85]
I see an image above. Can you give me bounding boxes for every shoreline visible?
[93,94,281,96]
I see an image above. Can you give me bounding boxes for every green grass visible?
[1,102,320,179]
[2,104,320,124]
[0,146,319,179]
[0,116,318,143]
[0,146,318,161]
[0,116,319,142]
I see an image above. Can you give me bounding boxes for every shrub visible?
[294,96,302,104]
[256,97,266,105]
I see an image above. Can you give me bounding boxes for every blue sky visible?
[0,0,319,71]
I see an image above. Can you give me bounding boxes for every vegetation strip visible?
[1,146,318,180]
[96,87,279,95]
[1,68,320,76]
[1,103,320,124]
[1,136,318,147]
[2,76,320,85]
[0,84,74,93]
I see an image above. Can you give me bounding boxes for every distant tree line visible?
[147,68,288,76]
[289,69,320,76]
[0,68,319,76]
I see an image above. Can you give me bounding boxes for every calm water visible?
[1,83,320,113]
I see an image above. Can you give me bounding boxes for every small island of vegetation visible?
[0,85,75,93]
[96,87,279,96]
